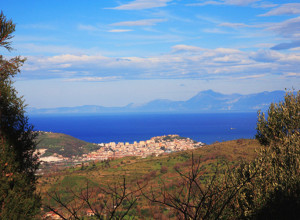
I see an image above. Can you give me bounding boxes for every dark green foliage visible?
[252,182,300,220]
[256,90,299,147]
[231,91,300,219]
[0,11,41,218]
[162,135,186,141]
[160,165,168,174]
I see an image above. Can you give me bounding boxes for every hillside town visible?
[39,135,205,170]
[82,135,204,160]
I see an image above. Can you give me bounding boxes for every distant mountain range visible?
[28,90,288,115]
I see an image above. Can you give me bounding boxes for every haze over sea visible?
[29,113,257,145]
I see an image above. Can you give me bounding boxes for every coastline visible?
[38,134,205,163]
[30,112,257,145]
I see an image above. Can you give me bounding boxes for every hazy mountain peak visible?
[197,89,221,95]
[28,90,287,115]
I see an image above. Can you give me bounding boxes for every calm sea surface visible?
[29,113,258,145]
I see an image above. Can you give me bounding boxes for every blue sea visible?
[29,113,258,145]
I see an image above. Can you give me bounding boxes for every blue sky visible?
[1,0,300,108]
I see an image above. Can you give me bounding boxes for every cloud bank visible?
[20,45,300,83]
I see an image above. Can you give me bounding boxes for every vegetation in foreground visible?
[0,12,41,219]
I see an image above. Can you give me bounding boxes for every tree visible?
[254,91,300,218]
[256,90,299,147]
[139,155,258,219]
[256,91,299,187]
[0,11,41,218]
[45,177,139,219]
[232,91,300,219]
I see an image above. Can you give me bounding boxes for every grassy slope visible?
[35,132,99,157]
[38,139,260,210]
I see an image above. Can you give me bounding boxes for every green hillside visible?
[35,132,99,157]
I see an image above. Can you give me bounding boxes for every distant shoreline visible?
[38,134,205,164]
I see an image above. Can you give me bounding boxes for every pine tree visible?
[0,11,41,219]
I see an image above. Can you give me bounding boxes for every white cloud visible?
[250,49,283,62]
[202,28,228,34]
[279,72,300,80]
[59,63,72,68]
[213,55,241,63]
[111,19,167,26]
[267,16,300,39]
[47,54,108,63]
[290,47,300,51]
[77,24,133,34]
[280,54,300,63]
[219,22,252,28]
[16,43,102,56]
[225,0,259,6]
[253,3,278,8]
[78,24,98,31]
[172,45,206,53]
[284,72,300,77]
[65,76,119,82]
[215,48,242,54]
[109,0,172,10]
[254,43,275,48]
[260,3,300,16]
[108,29,133,33]
[187,0,260,7]
[187,1,221,6]
[236,74,266,80]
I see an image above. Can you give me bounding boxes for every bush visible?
[233,91,300,219]
[160,166,168,174]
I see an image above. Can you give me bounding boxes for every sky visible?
[1,0,300,108]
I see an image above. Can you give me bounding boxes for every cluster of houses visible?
[81,135,204,160]
[38,135,205,173]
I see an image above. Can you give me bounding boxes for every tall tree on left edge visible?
[0,11,41,219]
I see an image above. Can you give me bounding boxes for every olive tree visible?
[0,11,41,219]
[232,91,300,219]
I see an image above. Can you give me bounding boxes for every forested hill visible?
[35,132,99,158]
[28,90,286,115]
